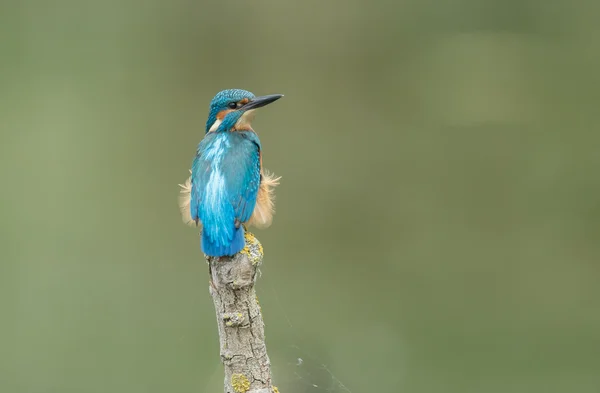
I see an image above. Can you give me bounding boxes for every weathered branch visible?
[207,233,277,393]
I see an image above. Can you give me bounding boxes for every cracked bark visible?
[207,235,274,393]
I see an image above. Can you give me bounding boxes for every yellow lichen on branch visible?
[240,231,264,265]
[231,373,250,393]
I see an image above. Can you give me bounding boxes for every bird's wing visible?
[190,134,215,228]
[223,132,261,225]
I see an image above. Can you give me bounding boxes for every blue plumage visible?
[191,131,261,256]
[189,89,282,257]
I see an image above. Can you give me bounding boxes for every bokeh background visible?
[2,0,600,392]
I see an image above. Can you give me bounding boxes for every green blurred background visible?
[1,0,599,392]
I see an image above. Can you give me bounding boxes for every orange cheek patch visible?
[239,98,250,105]
[216,109,234,120]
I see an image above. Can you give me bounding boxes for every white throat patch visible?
[208,109,255,132]
[208,118,222,132]
[235,110,256,130]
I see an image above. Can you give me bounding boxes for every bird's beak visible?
[243,94,283,110]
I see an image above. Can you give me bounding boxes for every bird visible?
[178,89,283,257]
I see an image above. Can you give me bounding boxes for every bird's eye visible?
[228,102,237,109]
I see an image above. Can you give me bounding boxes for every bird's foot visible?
[244,230,256,244]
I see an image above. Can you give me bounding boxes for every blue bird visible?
[178,89,283,257]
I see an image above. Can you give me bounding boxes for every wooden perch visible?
[207,232,278,393]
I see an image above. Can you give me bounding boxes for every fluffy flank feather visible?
[248,170,280,229]
[178,172,200,227]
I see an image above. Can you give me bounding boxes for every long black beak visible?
[243,94,283,110]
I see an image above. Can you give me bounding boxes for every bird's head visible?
[205,89,283,133]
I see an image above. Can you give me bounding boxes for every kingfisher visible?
[178,89,283,257]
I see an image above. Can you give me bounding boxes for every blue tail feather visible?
[201,225,245,257]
